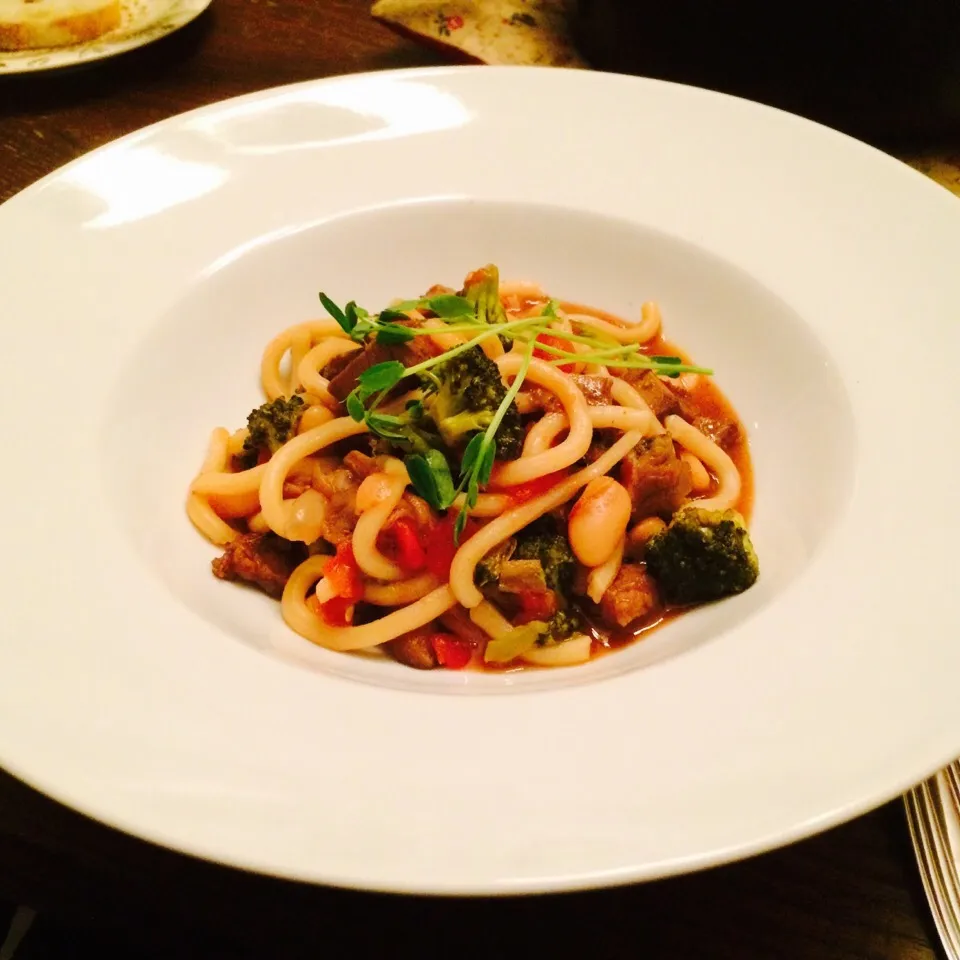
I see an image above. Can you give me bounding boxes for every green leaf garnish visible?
[319,292,350,331]
[366,413,413,440]
[347,302,377,340]
[460,433,484,479]
[375,323,417,346]
[379,308,413,323]
[650,355,683,378]
[319,294,374,341]
[477,440,496,485]
[424,294,475,318]
[405,449,456,510]
[345,390,365,422]
[357,361,405,393]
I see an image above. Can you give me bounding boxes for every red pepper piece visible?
[378,517,426,574]
[533,333,576,372]
[514,589,558,625]
[324,541,364,601]
[426,514,478,580]
[432,634,473,670]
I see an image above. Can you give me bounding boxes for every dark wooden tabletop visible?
[0,2,950,957]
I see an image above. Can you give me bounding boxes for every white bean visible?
[567,476,632,567]
[285,489,326,543]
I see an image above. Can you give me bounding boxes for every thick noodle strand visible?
[449,429,644,608]
[363,573,440,606]
[281,556,456,651]
[261,320,349,401]
[191,463,266,497]
[260,417,369,537]
[493,355,592,486]
[665,415,741,511]
[297,338,362,408]
[587,535,625,603]
[186,428,238,545]
[565,301,662,344]
[288,328,312,395]
[352,472,407,581]
[523,413,567,456]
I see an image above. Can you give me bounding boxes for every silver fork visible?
[906,770,960,958]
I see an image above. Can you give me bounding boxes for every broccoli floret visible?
[645,506,759,605]
[461,264,508,327]
[475,538,516,587]
[423,345,523,459]
[237,395,305,468]
[513,517,577,595]
[536,607,583,646]
[367,400,441,457]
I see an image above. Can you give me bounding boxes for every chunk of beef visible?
[582,428,618,465]
[598,563,661,628]
[283,480,311,498]
[520,375,613,413]
[212,533,307,598]
[694,415,741,452]
[571,374,614,406]
[342,450,379,478]
[326,342,394,401]
[391,319,444,368]
[621,369,682,418]
[283,465,314,499]
[388,630,439,670]
[518,385,556,412]
[326,319,444,401]
[619,435,692,520]
[320,350,355,382]
[439,607,489,646]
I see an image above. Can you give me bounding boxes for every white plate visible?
[0,0,210,74]
[1,66,959,894]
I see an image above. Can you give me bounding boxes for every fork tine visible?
[932,772,960,902]
[906,784,960,959]
[920,778,960,941]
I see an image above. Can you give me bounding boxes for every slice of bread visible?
[0,0,122,51]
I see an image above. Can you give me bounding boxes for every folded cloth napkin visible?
[371,0,587,68]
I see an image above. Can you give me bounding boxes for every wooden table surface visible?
[0,2,953,957]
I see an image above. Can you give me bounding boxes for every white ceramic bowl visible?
[0,66,958,893]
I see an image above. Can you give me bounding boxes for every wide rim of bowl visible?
[0,65,958,894]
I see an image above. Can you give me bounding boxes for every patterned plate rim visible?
[0,0,212,74]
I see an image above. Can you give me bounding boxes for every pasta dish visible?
[187,265,759,670]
